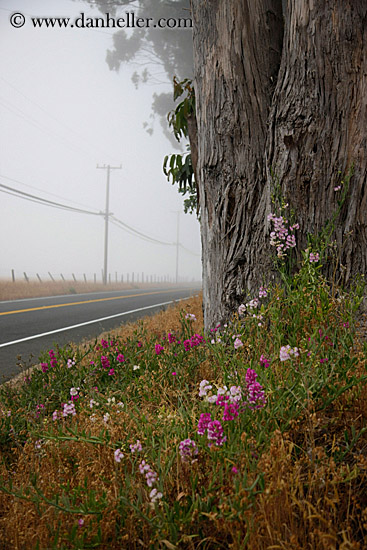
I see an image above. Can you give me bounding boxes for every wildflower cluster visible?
[139,460,162,505]
[178,439,198,463]
[245,368,266,409]
[197,413,226,447]
[185,313,197,321]
[130,440,143,453]
[309,252,320,263]
[279,345,299,362]
[183,334,206,351]
[268,212,299,258]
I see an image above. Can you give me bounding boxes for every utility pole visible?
[97,164,122,285]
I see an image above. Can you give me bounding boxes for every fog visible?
[0,0,201,285]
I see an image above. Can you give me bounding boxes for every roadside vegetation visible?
[1,197,367,548]
[1,248,367,548]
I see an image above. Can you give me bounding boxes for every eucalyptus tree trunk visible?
[191,0,367,330]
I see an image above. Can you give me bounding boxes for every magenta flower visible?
[260,354,270,368]
[155,343,164,355]
[197,412,212,435]
[223,401,239,421]
[207,420,226,447]
[101,355,110,370]
[116,354,125,363]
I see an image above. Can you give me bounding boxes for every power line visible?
[0,176,201,256]
[0,173,99,211]
[111,216,175,246]
[0,181,101,216]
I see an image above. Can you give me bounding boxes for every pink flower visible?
[172,372,177,376]
[234,337,243,350]
[130,440,143,453]
[231,466,239,474]
[309,252,320,263]
[116,354,125,363]
[259,286,268,298]
[179,439,198,463]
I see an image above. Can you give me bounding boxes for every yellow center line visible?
[0,289,187,317]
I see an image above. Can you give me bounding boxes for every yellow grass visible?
[0,280,187,302]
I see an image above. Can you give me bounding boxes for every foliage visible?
[1,249,367,548]
[80,0,193,148]
[163,78,198,215]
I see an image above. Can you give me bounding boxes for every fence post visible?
[94,273,96,284]
[36,273,42,283]
[60,273,65,282]
[72,273,77,283]
[11,269,15,282]
[84,274,87,283]
[23,272,29,283]
[48,272,55,282]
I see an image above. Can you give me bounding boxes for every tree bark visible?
[191,0,367,330]
[268,1,367,284]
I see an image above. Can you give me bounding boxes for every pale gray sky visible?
[0,0,201,283]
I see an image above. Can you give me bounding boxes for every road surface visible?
[0,286,200,381]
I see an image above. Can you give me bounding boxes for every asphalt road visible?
[0,286,201,381]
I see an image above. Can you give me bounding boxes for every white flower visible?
[149,488,163,504]
[199,380,212,397]
[133,365,140,371]
[185,313,197,321]
[70,387,79,396]
[114,448,124,462]
[103,413,110,423]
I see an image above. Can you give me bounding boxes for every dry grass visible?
[0,280,185,302]
[0,289,367,549]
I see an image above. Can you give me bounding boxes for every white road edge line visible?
[0,297,194,349]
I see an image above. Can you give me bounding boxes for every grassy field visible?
[0,256,366,548]
[0,280,184,302]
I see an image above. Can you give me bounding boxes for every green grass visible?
[0,262,366,549]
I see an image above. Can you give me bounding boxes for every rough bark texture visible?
[191,0,284,328]
[191,0,367,330]
[268,1,367,284]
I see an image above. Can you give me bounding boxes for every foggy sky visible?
[0,0,201,284]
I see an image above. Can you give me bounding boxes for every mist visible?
[0,0,201,285]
